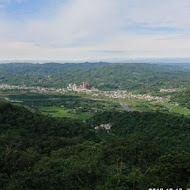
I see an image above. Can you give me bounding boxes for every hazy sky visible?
[0,0,190,61]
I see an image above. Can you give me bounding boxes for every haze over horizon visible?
[0,0,190,61]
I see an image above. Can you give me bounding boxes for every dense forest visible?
[1,103,190,189]
[0,63,190,93]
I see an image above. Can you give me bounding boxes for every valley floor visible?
[0,88,190,119]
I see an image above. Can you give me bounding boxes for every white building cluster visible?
[67,82,98,92]
[0,83,170,103]
[0,84,66,93]
[160,88,180,93]
[95,124,112,132]
[90,90,169,103]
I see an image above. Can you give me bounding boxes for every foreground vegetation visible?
[1,103,190,189]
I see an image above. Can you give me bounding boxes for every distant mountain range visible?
[0,57,190,65]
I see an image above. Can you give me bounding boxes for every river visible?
[120,103,132,112]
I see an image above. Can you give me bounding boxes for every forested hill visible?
[1,103,190,189]
[0,62,110,74]
[0,62,190,92]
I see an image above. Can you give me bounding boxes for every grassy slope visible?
[120,98,190,117]
[39,106,92,120]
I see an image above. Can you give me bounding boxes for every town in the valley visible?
[0,82,171,103]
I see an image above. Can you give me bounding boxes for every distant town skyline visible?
[0,0,190,60]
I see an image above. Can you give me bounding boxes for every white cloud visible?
[0,0,190,60]
[122,0,190,28]
[0,0,121,45]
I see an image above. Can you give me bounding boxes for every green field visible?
[120,98,190,117]
[1,89,190,118]
[160,102,190,116]
[39,106,92,120]
[2,92,122,119]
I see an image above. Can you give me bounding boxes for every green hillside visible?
[0,63,190,93]
[1,103,190,189]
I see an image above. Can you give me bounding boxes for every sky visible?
[0,0,190,61]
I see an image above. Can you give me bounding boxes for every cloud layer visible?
[0,0,190,61]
